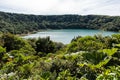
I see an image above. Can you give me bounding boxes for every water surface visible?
[23,29,118,44]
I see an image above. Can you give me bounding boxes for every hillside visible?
[0,11,120,34]
[0,33,120,79]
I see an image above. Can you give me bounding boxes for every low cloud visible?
[0,0,120,15]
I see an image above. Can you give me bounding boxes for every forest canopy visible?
[0,33,120,79]
[0,11,120,34]
[0,11,120,80]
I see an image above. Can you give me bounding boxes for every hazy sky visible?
[0,0,120,15]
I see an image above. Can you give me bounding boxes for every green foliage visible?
[36,37,56,54]
[96,66,120,80]
[40,71,51,80]
[112,34,120,44]
[17,63,34,78]
[2,33,26,51]
[67,36,106,53]
[0,33,120,79]
[67,42,79,52]
[0,46,6,59]
[82,51,107,64]
[56,70,75,80]
[1,62,16,73]
[0,11,120,34]
[102,48,118,56]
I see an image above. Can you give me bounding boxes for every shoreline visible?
[17,28,120,38]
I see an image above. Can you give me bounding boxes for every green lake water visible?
[23,29,118,44]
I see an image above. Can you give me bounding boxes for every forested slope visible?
[0,33,120,79]
[0,11,120,34]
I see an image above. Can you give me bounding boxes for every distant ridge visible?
[0,11,120,34]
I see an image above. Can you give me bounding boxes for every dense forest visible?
[0,11,120,34]
[0,11,120,79]
[0,33,120,80]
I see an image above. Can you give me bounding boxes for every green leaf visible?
[103,48,118,56]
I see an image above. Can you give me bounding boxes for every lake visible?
[23,29,118,44]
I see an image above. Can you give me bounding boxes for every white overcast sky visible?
[0,0,120,15]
